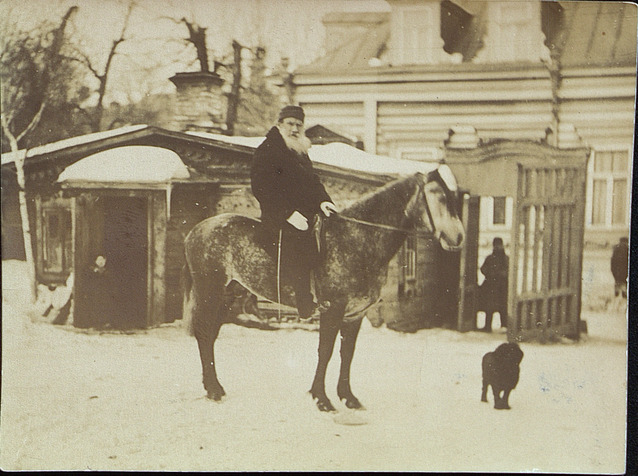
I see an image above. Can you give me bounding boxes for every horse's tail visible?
[181,260,195,336]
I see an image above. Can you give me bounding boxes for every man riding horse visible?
[250,105,338,320]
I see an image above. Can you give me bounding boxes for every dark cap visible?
[278,105,305,123]
[493,237,504,246]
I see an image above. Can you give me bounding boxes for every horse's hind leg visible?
[192,277,226,400]
[309,304,344,412]
[337,317,364,409]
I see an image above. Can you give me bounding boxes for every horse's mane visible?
[342,173,420,222]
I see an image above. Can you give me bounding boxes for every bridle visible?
[334,175,438,237]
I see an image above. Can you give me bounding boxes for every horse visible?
[183,165,465,412]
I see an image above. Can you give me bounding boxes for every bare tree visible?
[67,1,135,132]
[181,17,210,72]
[0,5,78,300]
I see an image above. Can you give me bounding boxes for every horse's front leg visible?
[309,304,343,412]
[337,317,364,409]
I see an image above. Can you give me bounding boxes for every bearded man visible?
[251,105,338,319]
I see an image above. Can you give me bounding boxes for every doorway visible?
[100,196,148,328]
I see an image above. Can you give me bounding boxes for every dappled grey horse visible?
[183,166,464,411]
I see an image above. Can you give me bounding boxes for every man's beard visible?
[279,128,311,155]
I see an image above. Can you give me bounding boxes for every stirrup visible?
[298,301,331,323]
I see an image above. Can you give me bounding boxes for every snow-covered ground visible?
[0,258,628,472]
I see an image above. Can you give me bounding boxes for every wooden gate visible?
[508,163,587,342]
[457,194,480,332]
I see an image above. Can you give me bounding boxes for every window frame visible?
[481,196,513,231]
[36,196,73,283]
[585,148,631,229]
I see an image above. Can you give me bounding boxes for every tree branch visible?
[15,101,45,142]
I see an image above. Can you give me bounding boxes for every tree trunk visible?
[225,40,242,136]
[12,148,36,302]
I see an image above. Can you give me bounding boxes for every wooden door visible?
[74,194,148,329]
[509,164,586,342]
[456,194,480,332]
[73,193,105,328]
[102,196,148,329]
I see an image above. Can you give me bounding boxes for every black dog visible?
[481,342,523,410]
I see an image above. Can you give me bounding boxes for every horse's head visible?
[410,165,464,251]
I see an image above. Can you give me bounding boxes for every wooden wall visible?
[558,66,637,149]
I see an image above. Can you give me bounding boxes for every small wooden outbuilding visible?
[1,125,399,329]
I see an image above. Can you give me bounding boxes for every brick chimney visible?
[169,71,226,133]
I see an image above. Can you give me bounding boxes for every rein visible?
[334,214,429,236]
[334,181,437,238]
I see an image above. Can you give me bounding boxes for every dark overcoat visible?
[251,126,331,227]
[611,241,628,284]
[250,127,332,272]
[480,250,509,312]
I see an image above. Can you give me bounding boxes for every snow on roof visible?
[186,131,443,176]
[310,142,441,175]
[185,131,265,148]
[57,146,189,184]
[1,125,149,166]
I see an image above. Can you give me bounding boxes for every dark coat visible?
[611,241,629,284]
[480,250,509,311]
[251,126,332,228]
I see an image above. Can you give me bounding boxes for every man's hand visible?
[287,210,309,231]
[320,201,338,217]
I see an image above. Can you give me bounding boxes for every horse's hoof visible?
[316,399,336,412]
[311,395,336,412]
[343,397,364,410]
[206,387,226,401]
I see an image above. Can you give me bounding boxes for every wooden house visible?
[291,0,635,247]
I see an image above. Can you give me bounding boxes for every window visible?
[481,196,512,229]
[492,196,506,225]
[440,0,484,62]
[41,208,72,276]
[392,3,444,64]
[587,150,630,228]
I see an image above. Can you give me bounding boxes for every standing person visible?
[479,237,509,332]
[611,237,629,299]
[251,105,338,319]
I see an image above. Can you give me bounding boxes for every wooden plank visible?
[551,203,562,290]
[149,192,167,327]
[532,204,541,292]
[508,165,523,339]
[457,194,480,332]
[521,205,530,293]
[571,168,587,333]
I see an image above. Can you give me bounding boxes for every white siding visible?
[299,102,365,140]
[377,100,552,154]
